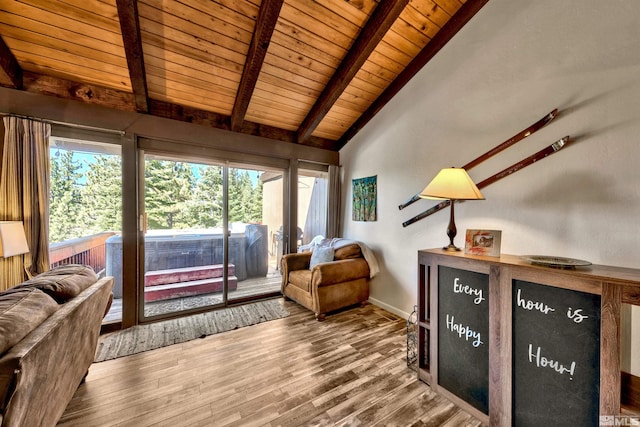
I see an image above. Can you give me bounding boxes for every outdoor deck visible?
[48,231,285,323]
[104,273,282,323]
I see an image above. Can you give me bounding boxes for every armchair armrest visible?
[281,252,311,290]
[282,252,311,272]
[312,258,370,288]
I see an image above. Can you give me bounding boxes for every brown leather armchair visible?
[281,243,370,320]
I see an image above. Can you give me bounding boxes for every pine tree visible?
[170,162,196,228]
[227,170,264,224]
[228,169,247,223]
[144,160,195,229]
[81,155,122,234]
[49,150,83,242]
[249,175,263,223]
[189,165,223,228]
[50,154,267,241]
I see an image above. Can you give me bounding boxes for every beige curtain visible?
[0,116,51,289]
[327,164,341,238]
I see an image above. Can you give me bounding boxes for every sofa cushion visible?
[310,246,335,268]
[16,264,98,303]
[0,288,59,355]
[334,243,362,260]
[288,270,312,292]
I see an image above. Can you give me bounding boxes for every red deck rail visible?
[49,232,116,275]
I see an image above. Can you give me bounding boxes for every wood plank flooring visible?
[60,300,484,426]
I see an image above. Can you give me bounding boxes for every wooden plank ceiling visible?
[0,0,488,151]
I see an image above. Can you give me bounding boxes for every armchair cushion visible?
[289,270,312,292]
[333,243,362,260]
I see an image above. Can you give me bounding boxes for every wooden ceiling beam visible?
[23,71,137,111]
[17,71,338,150]
[116,0,149,113]
[230,0,285,132]
[151,100,338,150]
[338,0,491,147]
[295,0,410,144]
[0,36,22,89]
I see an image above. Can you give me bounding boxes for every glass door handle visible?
[140,213,147,234]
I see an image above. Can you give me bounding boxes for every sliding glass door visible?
[47,134,331,326]
[227,166,282,303]
[140,153,284,320]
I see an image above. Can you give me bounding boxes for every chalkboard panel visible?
[438,266,489,414]
[512,280,601,427]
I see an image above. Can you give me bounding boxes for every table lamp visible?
[419,167,485,251]
[0,221,30,258]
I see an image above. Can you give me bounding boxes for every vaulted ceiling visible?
[0,0,488,151]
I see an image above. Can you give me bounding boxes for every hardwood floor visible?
[60,300,484,426]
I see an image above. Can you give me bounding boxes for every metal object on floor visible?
[407,304,418,371]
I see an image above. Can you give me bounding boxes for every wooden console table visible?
[417,249,640,426]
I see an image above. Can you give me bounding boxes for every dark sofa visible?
[0,265,113,427]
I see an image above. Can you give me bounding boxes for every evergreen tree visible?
[188,165,223,228]
[49,150,83,242]
[239,171,254,223]
[228,169,248,223]
[170,162,196,228]
[49,153,267,243]
[144,160,194,229]
[226,169,264,224]
[81,155,122,234]
[248,175,263,223]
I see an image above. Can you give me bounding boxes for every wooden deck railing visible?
[49,232,116,276]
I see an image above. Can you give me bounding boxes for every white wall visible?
[340,0,640,333]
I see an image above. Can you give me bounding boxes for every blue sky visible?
[50,148,261,186]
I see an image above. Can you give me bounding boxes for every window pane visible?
[49,138,122,324]
[228,167,282,302]
[298,169,328,245]
[142,157,226,317]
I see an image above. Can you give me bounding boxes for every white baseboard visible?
[368,297,411,320]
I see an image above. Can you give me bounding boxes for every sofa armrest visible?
[312,258,370,288]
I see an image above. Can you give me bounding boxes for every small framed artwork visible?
[465,229,502,257]
[352,175,377,221]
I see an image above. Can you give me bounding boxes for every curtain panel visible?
[327,165,341,239]
[0,116,51,289]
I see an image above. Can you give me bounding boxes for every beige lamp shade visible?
[419,167,485,201]
[0,221,30,258]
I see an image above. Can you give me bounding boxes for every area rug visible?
[95,299,289,362]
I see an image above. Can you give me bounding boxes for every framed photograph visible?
[465,229,502,257]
